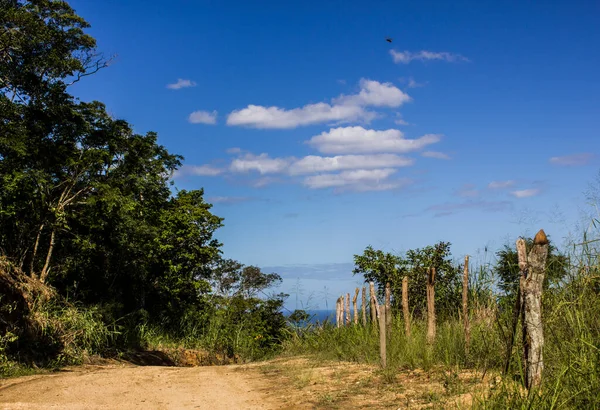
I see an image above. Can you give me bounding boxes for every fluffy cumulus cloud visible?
[288,154,414,175]
[333,79,411,107]
[229,153,291,175]
[302,168,408,191]
[390,50,469,64]
[226,79,410,129]
[307,126,441,154]
[188,110,218,124]
[549,153,594,166]
[226,103,371,129]
[166,78,197,89]
[510,188,541,198]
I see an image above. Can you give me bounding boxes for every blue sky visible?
[68,0,599,310]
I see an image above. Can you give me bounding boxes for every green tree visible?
[494,236,569,296]
[353,242,462,318]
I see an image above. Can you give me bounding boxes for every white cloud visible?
[173,164,223,178]
[421,151,450,160]
[549,153,594,166]
[307,126,441,154]
[333,79,411,107]
[229,153,292,174]
[226,147,243,154]
[166,78,197,90]
[390,50,469,64]
[510,188,541,198]
[188,110,218,124]
[394,113,410,126]
[226,103,371,129]
[303,168,406,191]
[488,180,515,189]
[288,154,414,175]
[207,196,253,204]
[226,79,410,129]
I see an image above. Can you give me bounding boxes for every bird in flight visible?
[385,37,393,43]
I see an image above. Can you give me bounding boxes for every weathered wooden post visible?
[336,296,342,328]
[369,281,377,324]
[426,267,436,344]
[361,286,367,326]
[345,292,351,326]
[385,282,392,336]
[463,255,470,356]
[402,276,411,337]
[518,230,549,389]
[378,303,387,368]
[352,288,359,325]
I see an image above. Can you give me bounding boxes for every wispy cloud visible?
[173,164,223,178]
[421,151,450,160]
[207,196,254,204]
[226,79,410,129]
[510,188,541,198]
[188,110,218,124]
[488,180,515,189]
[549,153,594,166]
[166,78,197,90]
[307,126,441,154]
[427,200,512,217]
[390,50,469,64]
[394,113,410,126]
[455,184,479,198]
[400,77,426,88]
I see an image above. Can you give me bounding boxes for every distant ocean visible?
[284,309,336,326]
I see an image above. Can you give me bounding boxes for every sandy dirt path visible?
[0,364,280,410]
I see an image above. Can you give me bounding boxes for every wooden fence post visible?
[336,296,342,328]
[378,303,387,368]
[345,292,351,326]
[369,281,377,325]
[519,230,549,389]
[402,276,411,337]
[463,255,470,356]
[353,288,359,325]
[385,282,392,336]
[361,286,367,326]
[426,267,436,344]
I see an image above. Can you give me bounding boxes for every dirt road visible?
[0,364,280,410]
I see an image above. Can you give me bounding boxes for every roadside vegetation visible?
[2,2,599,409]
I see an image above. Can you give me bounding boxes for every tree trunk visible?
[361,286,367,326]
[39,228,55,283]
[463,255,470,355]
[29,223,44,278]
[402,276,411,337]
[385,282,392,336]
[352,288,359,325]
[519,230,549,389]
[426,267,436,345]
[369,281,377,324]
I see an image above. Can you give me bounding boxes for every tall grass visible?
[284,223,600,409]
